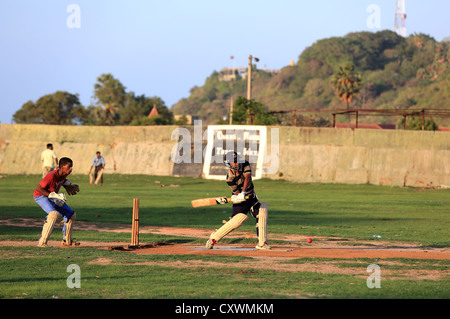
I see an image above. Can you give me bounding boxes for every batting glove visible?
[231,192,246,204]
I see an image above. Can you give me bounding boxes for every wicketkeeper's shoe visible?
[60,239,80,248]
[255,242,272,250]
[37,237,47,247]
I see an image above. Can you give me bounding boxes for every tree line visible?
[12,73,181,126]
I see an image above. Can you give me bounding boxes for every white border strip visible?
[202,125,267,180]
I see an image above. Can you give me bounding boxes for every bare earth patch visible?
[1,217,449,280]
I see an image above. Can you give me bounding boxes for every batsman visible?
[33,157,80,247]
[206,151,271,250]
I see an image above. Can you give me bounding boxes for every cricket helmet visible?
[223,151,245,171]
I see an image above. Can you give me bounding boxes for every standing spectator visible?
[89,151,106,186]
[41,143,58,177]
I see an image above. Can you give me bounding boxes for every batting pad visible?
[211,213,249,243]
[63,212,76,245]
[38,211,61,247]
[257,202,268,246]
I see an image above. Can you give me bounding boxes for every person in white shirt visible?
[41,143,58,177]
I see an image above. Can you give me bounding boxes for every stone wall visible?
[273,127,449,187]
[0,124,178,176]
[0,124,448,187]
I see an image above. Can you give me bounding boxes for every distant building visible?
[218,67,247,81]
[148,105,159,118]
[218,67,279,82]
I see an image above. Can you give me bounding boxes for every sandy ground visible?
[1,217,448,262]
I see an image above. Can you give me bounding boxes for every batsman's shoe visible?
[205,231,217,249]
[205,238,216,249]
[255,242,272,250]
[60,239,80,248]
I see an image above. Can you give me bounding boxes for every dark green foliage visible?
[13,91,84,125]
[396,115,439,130]
[231,96,275,125]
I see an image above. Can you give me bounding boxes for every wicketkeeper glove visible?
[63,183,80,196]
[49,192,66,207]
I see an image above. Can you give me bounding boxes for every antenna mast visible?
[394,0,407,37]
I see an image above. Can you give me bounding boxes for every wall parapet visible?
[0,124,448,188]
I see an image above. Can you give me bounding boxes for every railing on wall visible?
[269,108,450,130]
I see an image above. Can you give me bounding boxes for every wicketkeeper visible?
[206,151,271,250]
[33,157,80,247]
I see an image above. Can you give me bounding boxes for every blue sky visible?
[1,0,449,123]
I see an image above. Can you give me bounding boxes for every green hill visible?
[172,30,450,127]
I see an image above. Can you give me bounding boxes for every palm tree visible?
[331,63,363,108]
[93,73,126,125]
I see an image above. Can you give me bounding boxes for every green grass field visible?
[0,174,449,301]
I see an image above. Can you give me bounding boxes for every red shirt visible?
[33,169,67,197]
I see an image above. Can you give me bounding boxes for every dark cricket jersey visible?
[225,160,255,195]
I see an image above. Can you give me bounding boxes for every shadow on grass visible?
[1,203,449,246]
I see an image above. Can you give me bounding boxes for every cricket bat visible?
[191,195,249,208]
[191,196,231,208]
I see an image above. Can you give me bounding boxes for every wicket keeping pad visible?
[62,212,76,245]
[38,210,61,247]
